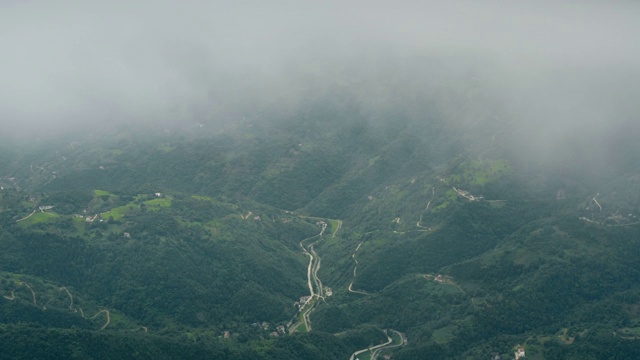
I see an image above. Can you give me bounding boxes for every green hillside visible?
[1,106,640,359]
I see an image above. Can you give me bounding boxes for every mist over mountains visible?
[2,1,639,150]
[2,2,640,359]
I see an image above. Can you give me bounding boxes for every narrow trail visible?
[416,214,431,230]
[4,283,116,331]
[591,194,603,211]
[2,290,15,300]
[89,309,111,330]
[396,188,434,234]
[471,297,492,308]
[416,196,433,230]
[352,242,363,277]
[60,287,76,312]
[16,210,36,223]
[580,217,640,227]
[580,194,640,227]
[348,282,369,296]
[331,220,343,238]
[349,329,406,360]
[302,305,313,332]
[20,282,38,306]
[348,241,369,295]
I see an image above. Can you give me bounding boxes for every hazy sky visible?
[1,0,639,140]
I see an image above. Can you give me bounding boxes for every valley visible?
[1,112,640,360]
[2,2,640,359]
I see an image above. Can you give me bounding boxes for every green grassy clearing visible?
[93,190,113,197]
[101,203,138,221]
[144,197,172,210]
[296,312,308,333]
[192,195,214,201]
[619,327,640,336]
[327,219,340,233]
[71,216,87,235]
[431,325,456,344]
[325,219,342,244]
[390,331,402,345]
[17,211,59,227]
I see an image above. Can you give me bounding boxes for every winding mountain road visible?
[60,287,76,312]
[349,329,406,360]
[292,221,328,332]
[369,330,407,359]
[89,309,111,330]
[19,282,38,306]
[348,241,369,295]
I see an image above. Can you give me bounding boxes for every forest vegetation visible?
[2,99,640,359]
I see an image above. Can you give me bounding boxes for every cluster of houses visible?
[490,346,525,360]
[325,287,333,296]
[316,221,327,232]
[452,187,483,201]
[431,274,453,284]
[230,322,287,338]
[270,325,287,337]
[295,295,312,309]
[84,214,101,223]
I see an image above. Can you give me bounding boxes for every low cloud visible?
[1,0,638,152]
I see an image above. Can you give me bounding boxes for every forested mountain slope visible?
[2,99,640,359]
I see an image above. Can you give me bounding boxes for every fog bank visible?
[1,0,638,152]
